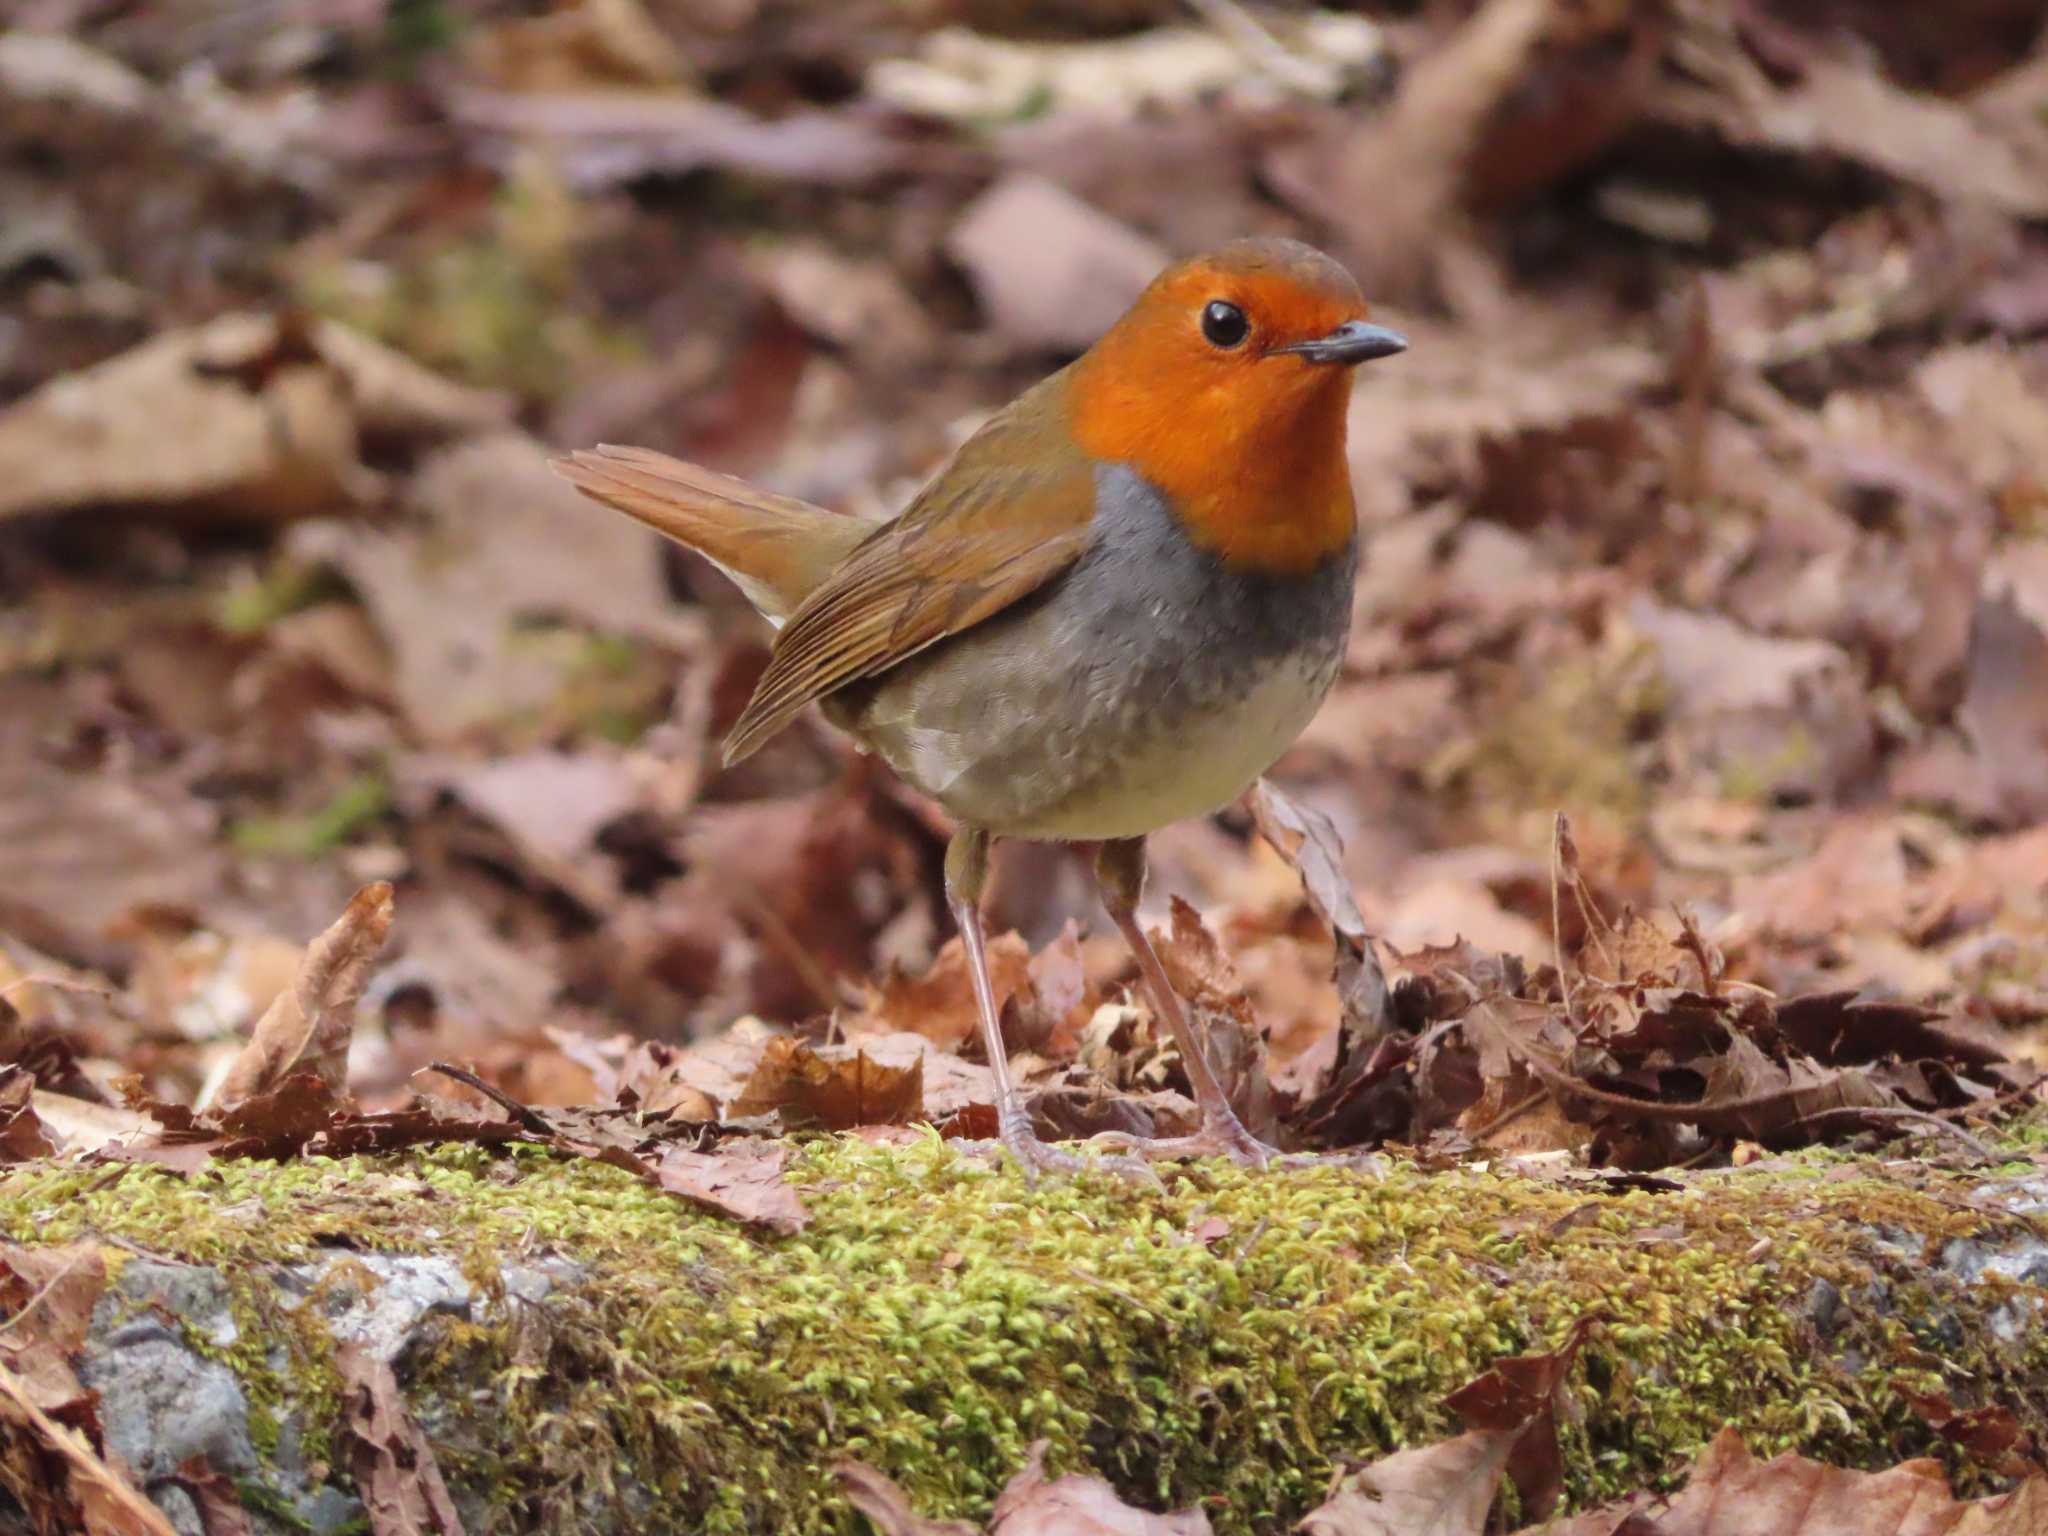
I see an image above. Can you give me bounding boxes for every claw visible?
[1086,1106,1281,1168]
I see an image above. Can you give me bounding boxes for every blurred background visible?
[1,0,2044,1119]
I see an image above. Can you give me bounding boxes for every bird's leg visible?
[1095,837,1278,1166]
[946,829,1084,1179]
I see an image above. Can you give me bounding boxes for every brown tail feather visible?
[550,445,867,623]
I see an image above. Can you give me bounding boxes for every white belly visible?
[1006,652,1335,841]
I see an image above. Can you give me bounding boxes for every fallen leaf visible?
[337,1342,468,1536]
[422,749,643,909]
[947,175,1168,354]
[990,1440,1212,1536]
[869,17,1380,123]
[1656,34,2048,220]
[834,1459,980,1536]
[0,1242,176,1536]
[1441,1315,1599,1521]
[1628,599,1876,805]
[215,882,394,1111]
[1954,561,2048,826]
[1248,778,1394,1078]
[1151,899,1278,1142]
[0,312,506,524]
[752,240,937,373]
[174,1454,255,1536]
[1270,0,1555,298]
[863,932,1033,1052]
[1297,1429,1515,1536]
[0,1070,57,1164]
[1895,1385,2027,1468]
[729,1036,925,1130]
[444,88,936,191]
[1532,1426,2048,1536]
[297,433,689,745]
[645,1140,809,1236]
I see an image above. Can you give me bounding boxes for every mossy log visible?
[4,1136,2046,1536]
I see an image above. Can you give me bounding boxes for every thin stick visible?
[0,974,116,1002]
[419,1063,551,1134]
[0,1255,85,1337]
[0,1355,180,1536]
[1470,1090,1548,1143]
[1549,812,1576,1024]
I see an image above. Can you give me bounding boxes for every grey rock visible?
[309,1251,476,1363]
[1806,1276,1842,1337]
[79,1317,257,1485]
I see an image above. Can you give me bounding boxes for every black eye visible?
[1201,300,1248,348]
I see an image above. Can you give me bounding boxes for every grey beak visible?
[1276,320,1409,365]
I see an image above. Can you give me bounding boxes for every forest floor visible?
[2,1,2048,1532]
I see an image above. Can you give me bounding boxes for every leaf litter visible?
[5,0,2048,1530]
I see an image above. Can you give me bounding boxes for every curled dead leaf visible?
[215,882,395,1112]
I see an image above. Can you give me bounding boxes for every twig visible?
[0,1355,180,1536]
[1549,812,1576,1025]
[0,974,116,1002]
[1470,1090,1548,1143]
[0,1254,85,1337]
[419,1062,551,1135]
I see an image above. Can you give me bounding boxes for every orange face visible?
[1068,238,1403,576]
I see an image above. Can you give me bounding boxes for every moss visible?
[7,1140,2043,1534]
[229,771,393,858]
[1443,634,1664,839]
[293,158,645,401]
[217,559,347,636]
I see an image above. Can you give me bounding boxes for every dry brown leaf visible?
[0,1070,57,1164]
[424,749,644,909]
[0,313,507,524]
[1248,778,1393,1071]
[729,1036,924,1131]
[947,175,1168,354]
[990,1440,1212,1535]
[174,1454,255,1536]
[1441,1316,1599,1523]
[215,882,394,1111]
[1954,565,2048,826]
[836,1460,982,1536]
[1151,898,1278,1141]
[0,1353,181,1536]
[645,1140,809,1236]
[337,1342,468,1536]
[0,682,236,944]
[1657,31,2048,220]
[0,1242,176,1536]
[836,1441,1209,1536]
[1533,1427,2048,1536]
[863,932,1033,1052]
[297,433,689,745]
[1298,1429,1515,1536]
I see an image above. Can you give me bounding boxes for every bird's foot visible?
[1092,1106,1281,1168]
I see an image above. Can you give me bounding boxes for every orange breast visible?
[1065,342,1357,577]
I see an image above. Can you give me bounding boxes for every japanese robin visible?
[553,237,1405,1175]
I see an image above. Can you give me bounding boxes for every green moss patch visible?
[6,1140,2043,1533]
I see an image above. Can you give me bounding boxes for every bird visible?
[552,237,1405,1175]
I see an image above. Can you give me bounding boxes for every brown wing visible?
[722,382,1095,765]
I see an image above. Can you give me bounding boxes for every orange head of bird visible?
[1067,237,1405,576]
